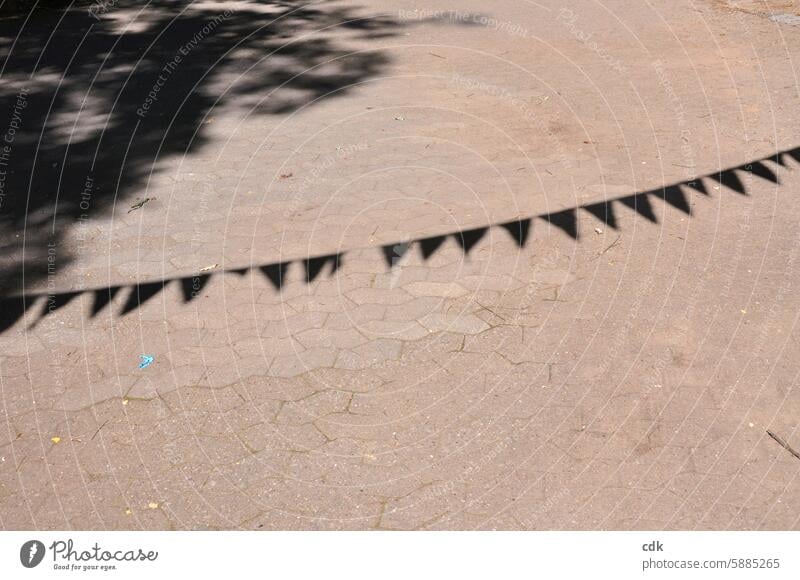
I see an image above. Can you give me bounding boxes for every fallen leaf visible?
[51,436,61,444]
[148,502,159,509]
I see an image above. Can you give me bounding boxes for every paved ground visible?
[2,0,800,530]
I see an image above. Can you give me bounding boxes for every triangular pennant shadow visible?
[541,209,578,239]
[619,192,658,223]
[40,291,80,317]
[2,144,800,334]
[0,296,32,332]
[91,286,121,317]
[260,263,288,290]
[582,201,618,229]
[305,254,342,283]
[747,161,779,184]
[498,219,531,247]
[180,274,212,302]
[418,235,447,259]
[709,169,746,195]
[660,185,692,215]
[771,153,788,167]
[782,148,800,164]
[121,281,167,315]
[454,227,488,254]
[382,242,409,268]
[685,179,708,196]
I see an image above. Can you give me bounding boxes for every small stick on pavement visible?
[91,419,110,441]
[598,234,622,256]
[767,429,800,461]
[128,197,155,213]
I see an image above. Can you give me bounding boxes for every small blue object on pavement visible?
[138,355,154,369]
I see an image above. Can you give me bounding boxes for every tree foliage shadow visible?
[0,0,415,297]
